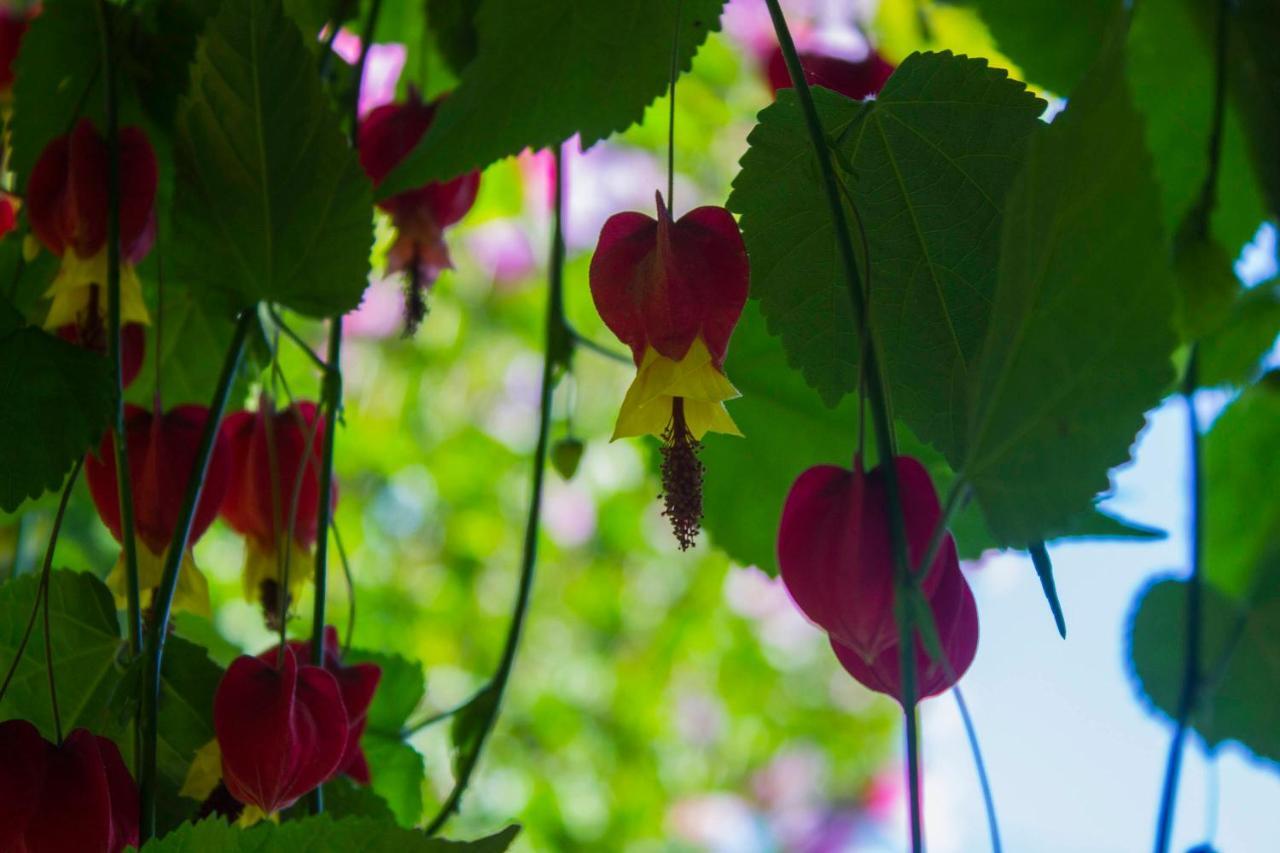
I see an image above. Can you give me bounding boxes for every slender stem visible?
[402,689,484,737]
[955,687,1002,853]
[666,0,683,207]
[138,310,254,841]
[1154,347,1204,853]
[268,305,330,375]
[41,522,63,745]
[568,328,631,365]
[350,0,384,145]
[331,520,357,655]
[94,0,142,659]
[0,462,81,707]
[422,143,565,837]
[762,3,922,849]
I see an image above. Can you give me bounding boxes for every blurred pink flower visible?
[466,219,536,287]
[329,30,407,118]
[543,481,597,547]
[343,277,404,339]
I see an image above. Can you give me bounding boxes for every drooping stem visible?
[422,143,566,837]
[761,3,923,849]
[0,462,81,708]
[666,0,683,207]
[955,687,1002,853]
[94,0,142,659]
[138,309,254,841]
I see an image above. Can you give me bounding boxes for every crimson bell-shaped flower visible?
[0,719,139,853]
[765,44,895,101]
[85,404,230,617]
[26,118,156,383]
[220,397,334,623]
[258,626,381,784]
[590,191,749,549]
[358,94,481,335]
[830,542,979,703]
[214,645,349,817]
[777,456,954,664]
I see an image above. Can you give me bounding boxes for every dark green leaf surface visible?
[139,816,521,851]
[961,38,1177,545]
[728,52,1044,463]
[1199,280,1280,387]
[964,0,1114,94]
[427,0,481,73]
[346,647,428,825]
[377,0,726,195]
[171,0,373,317]
[1231,0,1280,219]
[1128,576,1280,764]
[0,322,114,511]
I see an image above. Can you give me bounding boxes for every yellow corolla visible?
[106,545,211,618]
[42,250,150,330]
[613,336,743,441]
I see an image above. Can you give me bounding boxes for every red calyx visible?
[56,319,146,389]
[213,645,349,814]
[257,626,381,784]
[26,118,158,262]
[219,399,334,553]
[0,719,139,853]
[777,455,952,664]
[830,538,979,702]
[765,45,895,101]
[85,404,231,557]
[589,191,749,367]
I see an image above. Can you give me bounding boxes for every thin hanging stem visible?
[567,327,631,365]
[666,0,683,207]
[422,142,566,837]
[139,310,255,841]
[761,3,922,849]
[267,305,331,375]
[154,220,165,411]
[954,687,1002,853]
[41,524,63,745]
[94,0,142,659]
[331,520,356,655]
[402,688,486,737]
[0,462,81,708]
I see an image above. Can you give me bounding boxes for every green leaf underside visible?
[1198,280,1280,388]
[964,0,1114,95]
[346,647,428,826]
[1231,0,1280,220]
[961,33,1177,545]
[172,0,373,317]
[0,324,114,512]
[1128,577,1280,764]
[427,0,482,74]
[376,0,727,195]
[728,51,1045,465]
[138,816,521,851]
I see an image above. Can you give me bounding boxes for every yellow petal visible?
[106,546,211,618]
[612,338,743,440]
[682,399,742,440]
[241,537,315,603]
[180,739,222,801]
[237,805,279,827]
[42,251,150,330]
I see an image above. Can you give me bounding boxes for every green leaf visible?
[1199,280,1280,387]
[1231,0,1280,219]
[345,647,428,826]
[0,570,124,739]
[1128,576,1280,764]
[377,0,727,195]
[171,0,374,317]
[0,320,114,511]
[286,775,397,821]
[728,52,1044,462]
[9,0,102,189]
[961,34,1178,546]
[962,0,1113,94]
[427,0,481,73]
[348,647,427,733]
[1203,381,1280,600]
[1173,238,1241,342]
[139,815,521,851]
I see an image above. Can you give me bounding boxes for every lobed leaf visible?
[139,815,521,851]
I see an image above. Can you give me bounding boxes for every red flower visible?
[0,192,18,239]
[85,404,231,615]
[26,118,156,371]
[358,95,480,334]
[258,626,381,784]
[589,191,749,548]
[0,719,139,853]
[214,645,349,816]
[765,45,894,101]
[830,542,979,702]
[220,398,334,615]
[55,319,146,388]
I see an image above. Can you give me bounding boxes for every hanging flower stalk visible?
[589,190,749,549]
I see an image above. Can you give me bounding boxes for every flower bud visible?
[0,719,139,853]
[213,646,349,815]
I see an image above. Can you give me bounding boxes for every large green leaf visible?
[346,647,428,826]
[171,0,373,317]
[964,0,1114,94]
[427,0,481,74]
[1231,0,1280,219]
[0,571,124,739]
[1128,576,1280,764]
[139,816,521,851]
[1198,281,1280,387]
[377,0,726,195]
[728,52,1044,462]
[961,36,1177,546]
[0,319,114,511]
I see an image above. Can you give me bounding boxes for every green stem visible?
[422,143,565,837]
[761,3,922,849]
[94,0,142,659]
[138,309,254,841]
[401,689,485,737]
[954,687,1002,853]
[568,327,631,365]
[666,0,682,207]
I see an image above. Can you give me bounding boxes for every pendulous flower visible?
[590,191,749,549]
[213,645,349,818]
[0,719,139,853]
[358,94,480,335]
[26,118,156,384]
[219,397,334,625]
[765,44,895,100]
[85,404,230,617]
